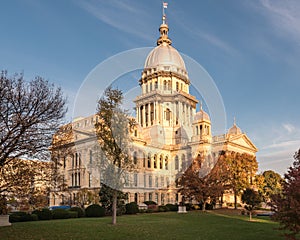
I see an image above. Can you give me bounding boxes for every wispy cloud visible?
[171,13,237,56]
[256,122,300,174]
[76,0,153,42]
[257,0,300,43]
[194,30,238,56]
[282,123,296,134]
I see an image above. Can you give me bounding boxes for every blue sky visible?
[1,0,300,175]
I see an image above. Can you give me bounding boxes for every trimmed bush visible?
[85,204,105,217]
[185,203,193,211]
[52,209,70,219]
[158,205,168,212]
[166,204,178,212]
[9,212,38,222]
[69,207,85,218]
[68,211,78,218]
[143,201,157,206]
[32,208,53,220]
[125,202,139,215]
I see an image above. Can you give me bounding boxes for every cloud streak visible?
[258,0,300,43]
[77,0,153,42]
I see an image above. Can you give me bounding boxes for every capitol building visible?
[50,11,257,207]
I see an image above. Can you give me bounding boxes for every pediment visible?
[73,129,96,141]
[228,134,258,152]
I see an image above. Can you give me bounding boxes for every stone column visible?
[142,105,146,127]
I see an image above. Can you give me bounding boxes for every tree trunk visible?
[202,200,206,211]
[112,191,117,225]
[249,211,252,221]
[234,191,237,209]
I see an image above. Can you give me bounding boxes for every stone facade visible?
[50,14,257,207]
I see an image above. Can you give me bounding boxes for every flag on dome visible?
[163,2,168,8]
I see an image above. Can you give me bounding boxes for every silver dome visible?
[144,44,186,71]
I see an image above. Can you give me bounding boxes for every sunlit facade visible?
[50,13,257,207]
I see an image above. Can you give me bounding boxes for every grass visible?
[0,210,284,240]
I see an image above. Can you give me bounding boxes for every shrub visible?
[32,208,52,220]
[205,203,214,210]
[143,201,157,206]
[85,204,105,217]
[52,209,70,219]
[69,207,85,218]
[125,202,139,215]
[68,211,78,218]
[166,204,178,212]
[9,212,38,222]
[158,205,168,212]
[185,203,193,211]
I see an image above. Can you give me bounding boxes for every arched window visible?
[154,154,157,169]
[72,154,74,168]
[176,82,179,91]
[182,154,186,170]
[133,151,138,165]
[165,156,169,170]
[159,155,163,169]
[78,153,81,166]
[175,155,179,170]
[148,153,151,168]
[163,80,167,90]
[166,108,171,121]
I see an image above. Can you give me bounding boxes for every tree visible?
[0,71,67,168]
[241,188,262,221]
[0,71,67,214]
[223,151,258,209]
[255,170,283,202]
[99,183,127,216]
[178,155,226,210]
[94,87,134,225]
[76,188,100,209]
[0,159,52,211]
[271,149,300,240]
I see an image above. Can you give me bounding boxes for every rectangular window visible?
[89,150,93,164]
[160,176,164,187]
[149,175,152,188]
[134,173,138,187]
[88,173,92,188]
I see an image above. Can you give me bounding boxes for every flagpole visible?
[162,1,165,22]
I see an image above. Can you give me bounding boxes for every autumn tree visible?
[94,87,134,225]
[241,188,262,221]
[255,170,283,202]
[0,71,67,213]
[223,151,258,209]
[178,155,227,210]
[271,149,300,240]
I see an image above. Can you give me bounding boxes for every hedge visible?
[85,204,105,217]
[69,207,85,218]
[125,202,139,214]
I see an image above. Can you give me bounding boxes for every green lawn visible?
[0,211,283,240]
